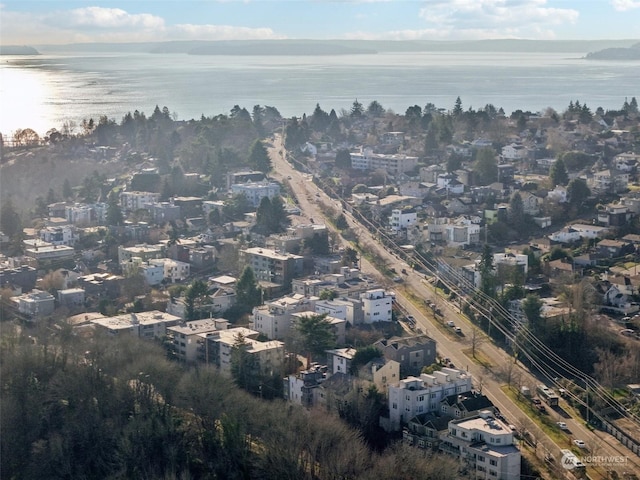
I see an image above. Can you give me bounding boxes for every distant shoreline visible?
[0,46,40,55]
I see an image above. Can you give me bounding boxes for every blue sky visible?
[1,1,639,45]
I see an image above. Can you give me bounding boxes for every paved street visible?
[267,136,640,479]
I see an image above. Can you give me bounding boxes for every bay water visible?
[1,50,639,137]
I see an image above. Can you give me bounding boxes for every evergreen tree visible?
[63,178,73,199]
[248,139,271,173]
[236,266,262,314]
[479,244,496,298]
[473,148,498,185]
[230,333,260,394]
[350,99,364,118]
[335,149,351,169]
[0,197,21,238]
[366,100,385,117]
[508,191,525,230]
[184,279,209,321]
[296,313,336,361]
[453,96,463,116]
[106,192,123,226]
[567,177,591,206]
[549,158,569,186]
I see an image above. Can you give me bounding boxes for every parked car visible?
[406,315,415,324]
[446,320,455,327]
[454,326,463,334]
[573,439,586,449]
[556,422,568,430]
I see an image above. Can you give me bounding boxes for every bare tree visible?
[470,325,486,359]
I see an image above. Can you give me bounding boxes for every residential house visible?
[0,264,37,292]
[15,289,55,319]
[315,297,363,326]
[389,208,418,234]
[360,288,394,323]
[597,203,631,227]
[374,335,437,377]
[358,358,401,394]
[39,225,79,246]
[284,364,328,407]
[547,185,568,203]
[387,368,473,431]
[501,143,528,161]
[597,239,634,258]
[57,288,85,309]
[326,347,357,375]
[590,169,629,195]
[440,411,521,480]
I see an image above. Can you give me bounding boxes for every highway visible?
[267,135,640,479]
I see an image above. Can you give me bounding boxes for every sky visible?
[1,0,639,45]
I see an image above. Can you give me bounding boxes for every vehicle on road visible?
[406,315,415,325]
[556,422,568,430]
[392,276,403,283]
[446,320,455,327]
[573,439,586,449]
[454,326,462,334]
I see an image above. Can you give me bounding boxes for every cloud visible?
[611,0,640,10]
[171,24,284,40]
[417,0,578,39]
[0,5,283,45]
[57,7,166,30]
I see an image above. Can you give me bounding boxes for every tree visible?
[549,158,569,186]
[236,266,262,315]
[230,332,260,393]
[479,244,496,298]
[366,100,385,117]
[469,326,486,359]
[342,246,359,267]
[0,197,21,238]
[335,149,351,169]
[508,191,525,230]
[349,346,382,375]
[567,177,590,207]
[453,96,463,117]
[473,148,498,185]
[106,192,123,226]
[13,128,40,147]
[350,99,364,118]
[522,294,543,333]
[62,178,73,199]
[248,139,271,173]
[184,279,209,320]
[296,313,336,361]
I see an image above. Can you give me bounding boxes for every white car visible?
[573,439,586,449]
[556,422,568,430]
[446,320,455,327]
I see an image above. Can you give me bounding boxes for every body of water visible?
[1,50,639,137]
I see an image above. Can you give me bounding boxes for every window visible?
[495,438,501,444]
[392,402,397,409]
[477,455,485,462]
[417,395,424,402]
[430,393,436,398]
[489,459,497,466]
[489,470,497,477]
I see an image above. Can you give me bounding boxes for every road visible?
[267,136,640,479]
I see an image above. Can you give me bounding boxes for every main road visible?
[266,135,640,479]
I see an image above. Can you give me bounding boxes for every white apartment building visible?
[350,147,419,175]
[388,368,474,431]
[120,191,160,212]
[65,203,93,226]
[360,288,394,323]
[230,181,281,207]
[91,311,181,339]
[167,318,229,363]
[441,411,521,480]
[139,260,165,285]
[161,258,190,283]
[118,244,164,264]
[15,289,55,318]
[252,293,318,340]
[389,208,418,234]
[39,225,79,246]
[200,327,285,375]
[493,252,528,275]
[314,298,360,325]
